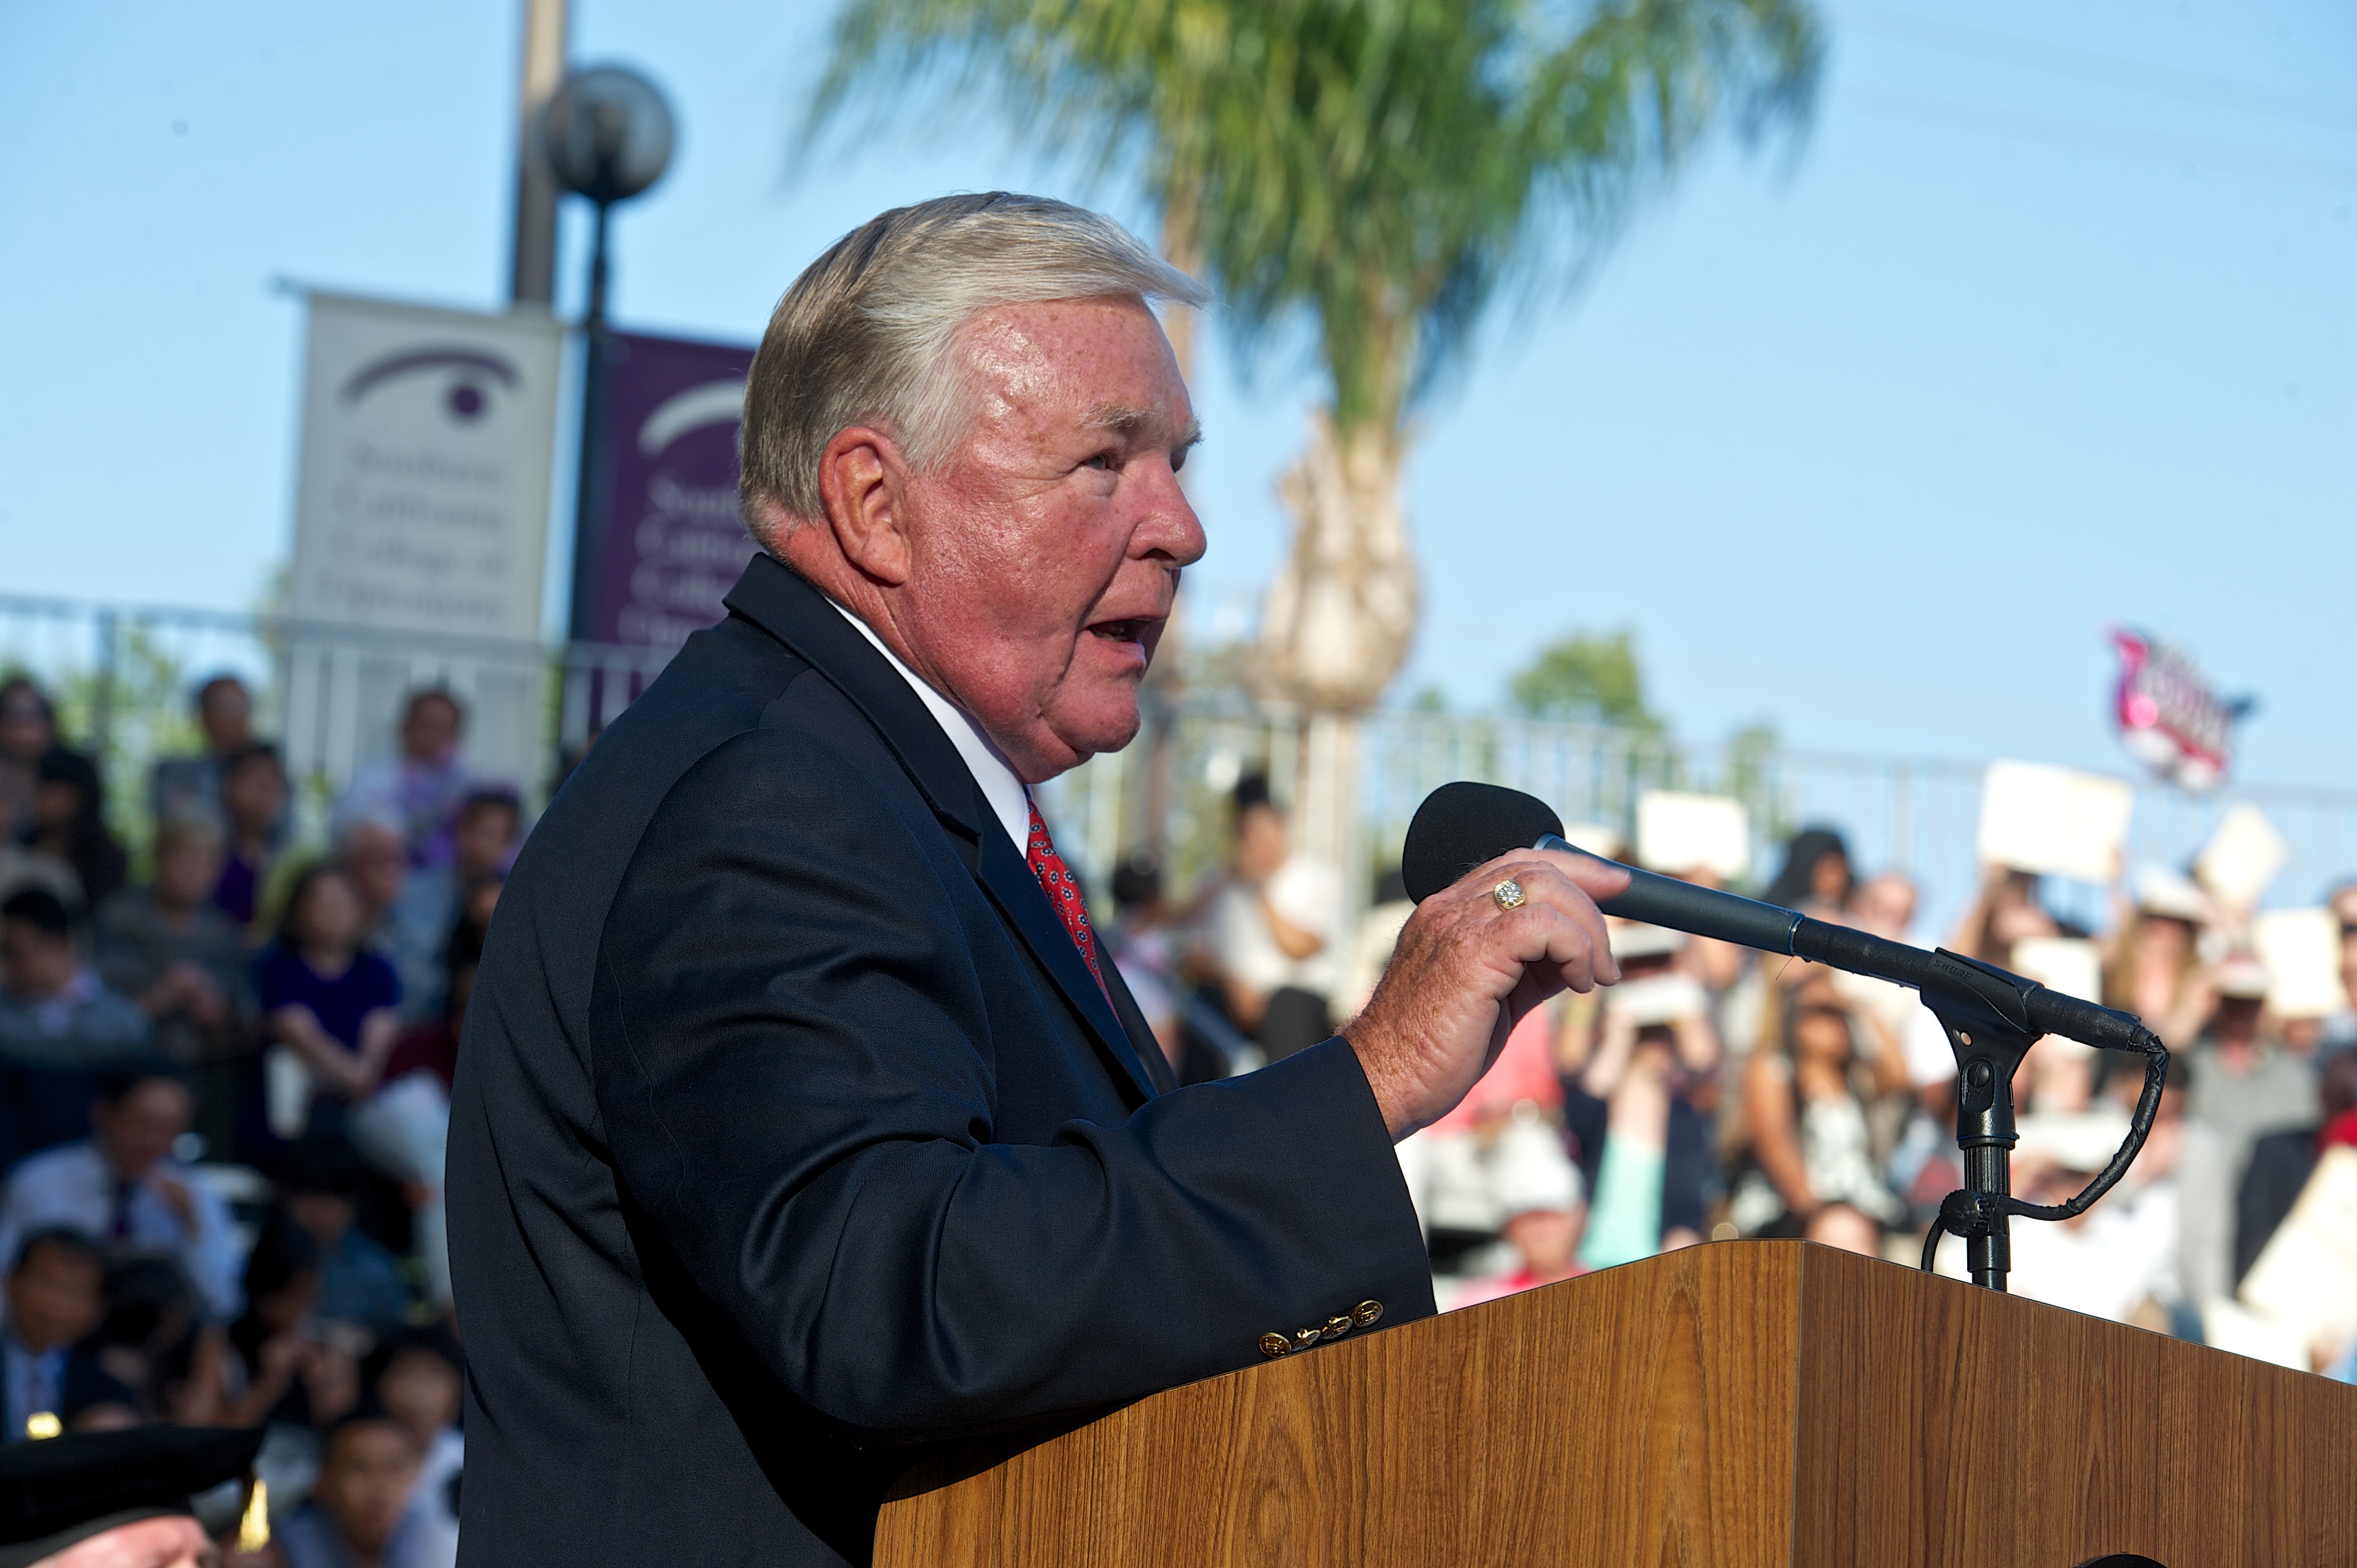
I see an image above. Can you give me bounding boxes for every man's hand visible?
[147,1172,198,1231]
[1343,849,1628,1141]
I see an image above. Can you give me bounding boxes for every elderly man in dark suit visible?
[447,192,1625,1567]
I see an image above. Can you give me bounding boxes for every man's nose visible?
[1133,463,1206,568]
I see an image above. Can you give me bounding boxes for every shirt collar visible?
[824,599,1031,855]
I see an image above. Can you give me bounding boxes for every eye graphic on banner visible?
[341,346,524,425]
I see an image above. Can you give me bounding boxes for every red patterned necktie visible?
[1025,798,1110,1003]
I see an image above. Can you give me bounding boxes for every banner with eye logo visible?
[290,291,563,643]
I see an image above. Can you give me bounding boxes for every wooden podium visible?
[874,1241,2357,1566]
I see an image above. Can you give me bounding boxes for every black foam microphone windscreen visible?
[1400,781,1565,902]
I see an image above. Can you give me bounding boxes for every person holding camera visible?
[1556,922,1722,1269]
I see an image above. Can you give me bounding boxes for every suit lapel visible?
[722,554,1164,1105]
[975,831,1164,1105]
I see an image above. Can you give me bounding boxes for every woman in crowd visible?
[1761,827,1852,917]
[20,746,127,908]
[2101,868,2217,1049]
[214,742,290,937]
[1556,924,1720,1268]
[254,863,402,1148]
[1728,976,1910,1237]
[0,677,55,835]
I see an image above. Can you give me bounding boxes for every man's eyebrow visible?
[1083,403,1149,434]
[1082,405,1202,451]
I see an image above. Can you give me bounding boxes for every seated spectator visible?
[1104,848,1207,1081]
[150,674,260,831]
[337,817,409,961]
[0,679,55,845]
[2,1229,135,1441]
[1762,827,1852,917]
[279,1410,424,1568]
[254,865,402,1147]
[357,899,497,1312]
[2178,957,2320,1305]
[281,1141,412,1336]
[1728,980,1908,1237]
[1949,862,2081,968]
[371,1327,462,1568]
[1199,775,1339,1061]
[0,888,149,1165]
[335,691,472,873]
[2102,867,2218,1051]
[21,747,128,910]
[94,1254,208,1423]
[1337,866,1415,1021]
[1450,1133,1589,1308]
[1556,925,1720,1268]
[2235,1047,2357,1285]
[213,742,291,937]
[383,790,518,1022]
[96,816,250,1159]
[0,1063,244,1323]
[217,1213,358,1431]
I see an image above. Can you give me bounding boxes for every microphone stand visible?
[1903,950,2171,1292]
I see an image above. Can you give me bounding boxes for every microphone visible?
[1398,781,2145,1050]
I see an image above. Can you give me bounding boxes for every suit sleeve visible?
[591,730,1434,1444]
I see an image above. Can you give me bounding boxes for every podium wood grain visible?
[873,1241,2357,1566]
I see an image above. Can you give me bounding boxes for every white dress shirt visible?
[826,600,1030,855]
[0,1141,245,1321]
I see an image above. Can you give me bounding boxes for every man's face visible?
[6,1245,105,1353]
[1233,805,1288,883]
[155,838,223,910]
[339,828,405,914]
[890,297,1205,781]
[402,696,462,766]
[316,1423,421,1552]
[97,1080,192,1178]
[198,681,252,752]
[1,921,75,1000]
[0,688,50,766]
[456,802,518,878]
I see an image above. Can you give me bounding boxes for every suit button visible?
[1290,1327,1322,1352]
[1352,1300,1383,1327]
[1320,1316,1352,1341]
[1258,1332,1292,1359]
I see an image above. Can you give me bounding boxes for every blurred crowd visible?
[1103,777,2357,1382]
[0,673,505,1567]
[8,661,2357,1560]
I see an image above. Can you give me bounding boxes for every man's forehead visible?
[958,299,1190,419]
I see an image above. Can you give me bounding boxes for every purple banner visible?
[587,329,759,648]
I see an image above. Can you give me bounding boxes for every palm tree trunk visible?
[1255,409,1418,711]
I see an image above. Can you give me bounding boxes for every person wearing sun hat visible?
[0,1422,267,1567]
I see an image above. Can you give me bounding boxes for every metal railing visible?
[7,592,2354,943]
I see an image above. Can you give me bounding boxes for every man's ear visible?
[815,426,914,586]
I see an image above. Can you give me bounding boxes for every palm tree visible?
[814,0,1820,712]
[813,1,1818,894]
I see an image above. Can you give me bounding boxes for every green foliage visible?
[1405,682,1449,713]
[1507,627,1660,730]
[812,0,1821,437]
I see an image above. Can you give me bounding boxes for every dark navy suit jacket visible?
[446,554,1431,1566]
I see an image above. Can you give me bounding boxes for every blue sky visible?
[3,0,2351,786]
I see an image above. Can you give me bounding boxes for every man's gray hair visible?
[738,192,1207,533]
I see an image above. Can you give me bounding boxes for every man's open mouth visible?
[1089,619,1146,643]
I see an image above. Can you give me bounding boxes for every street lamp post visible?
[541,65,676,645]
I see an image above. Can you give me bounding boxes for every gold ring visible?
[1491,878,1526,912]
